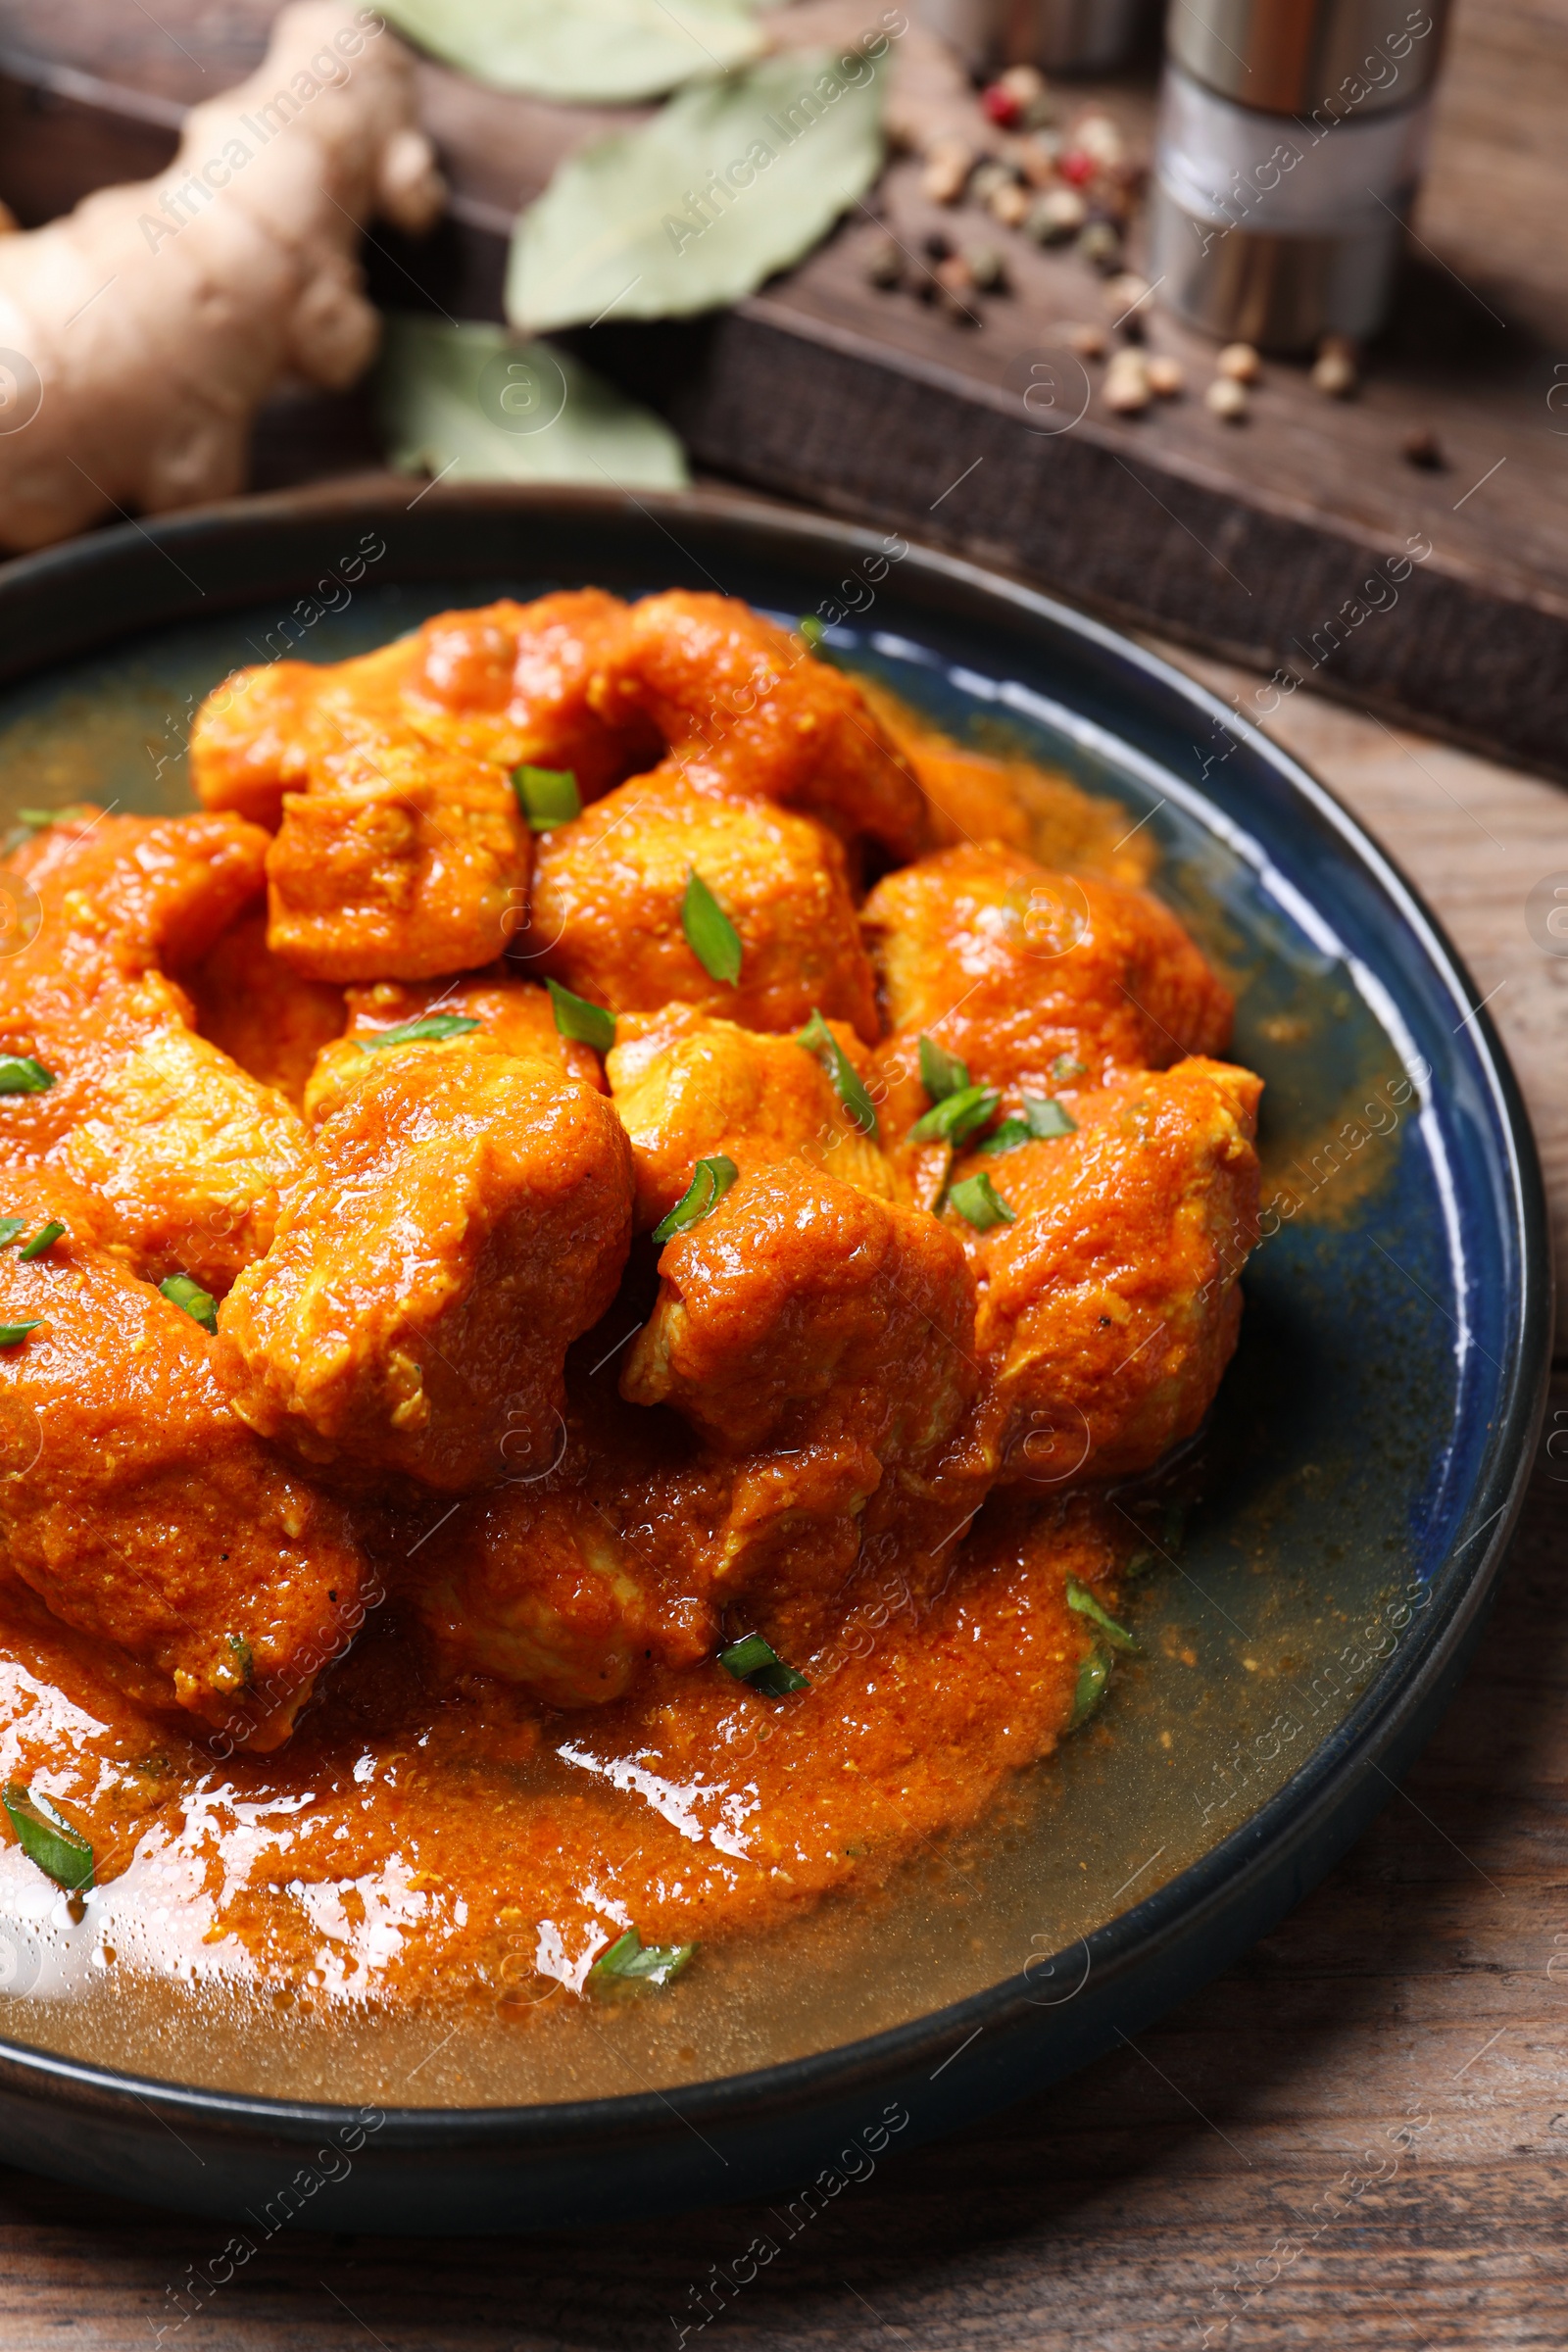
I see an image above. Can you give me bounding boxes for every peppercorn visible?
[1104,349,1152,414]
[1216,342,1261,383]
[1027,187,1088,246]
[1205,377,1249,421]
[1311,332,1357,397]
[966,245,1009,294]
[865,235,903,291]
[1402,425,1446,468]
[1077,220,1123,274]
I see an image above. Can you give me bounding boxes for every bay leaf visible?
[374,316,689,492]
[507,46,886,334]
[376,0,763,104]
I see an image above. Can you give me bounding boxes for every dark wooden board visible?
[2,0,1568,780]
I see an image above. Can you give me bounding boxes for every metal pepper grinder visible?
[1149,0,1452,350]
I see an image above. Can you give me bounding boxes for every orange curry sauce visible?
[0,592,1262,2015]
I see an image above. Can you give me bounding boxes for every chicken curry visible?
[0,591,1262,2018]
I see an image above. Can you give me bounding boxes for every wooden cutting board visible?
[1,0,1567,782]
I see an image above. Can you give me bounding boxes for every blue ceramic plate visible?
[0,487,1548,2230]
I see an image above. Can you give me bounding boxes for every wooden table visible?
[0,633,1560,2351]
[1,3,1567,2329]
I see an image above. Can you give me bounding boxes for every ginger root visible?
[0,2,444,552]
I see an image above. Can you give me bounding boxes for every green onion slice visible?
[590,1927,696,1987]
[1025,1094,1078,1139]
[513,764,581,830]
[918,1034,970,1102]
[546,978,615,1052]
[0,1056,53,1096]
[18,1220,64,1262]
[1069,1642,1111,1731]
[1065,1576,1138,1653]
[718,1633,810,1696]
[979,1116,1031,1156]
[1124,1548,1156,1579]
[0,1321,41,1348]
[0,1218,25,1249]
[681,868,743,987]
[798,614,826,650]
[653,1153,739,1246]
[947,1173,1016,1231]
[798,1010,878,1140]
[160,1274,218,1334]
[356,1014,479,1053]
[908,1082,998,1148]
[2,1780,94,1891]
[1051,1054,1088,1083]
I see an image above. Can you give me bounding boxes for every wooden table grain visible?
[0,667,1562,2348]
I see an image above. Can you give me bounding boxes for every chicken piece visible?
[530,779,879,1042]
[858,681,1158,884]
[302,966,603,1124]
[0,810,306,1289]
[266,743,532,982]
[955,1058,1262,1483]
[606,1006,896,1231]
[189,592,658,832]
[402,590,661,793]
[0,1170,369,1748]
[622,1162,981,1609]
[56,1001,308,1294]
[219,1039,634,1492]
[3,805,268,997]
[185,910,346,1106]
[862,845,1234,1114]
[417,1483,713,1708]
[586,590,929,862]
[187,662,322,831]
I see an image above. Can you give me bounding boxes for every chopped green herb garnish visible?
[15,807,92,831]
[590,1927,696,1986]
[1065,1576,1138,1653]
[0,1056,53,1096]
[0,1218,25,1249]
[2,806,94,857]
[908,1082,999,1148]
[1024,1094,1078,1139]
[2,1780,93,1891]
[18,1220,64,1261]
[356,1013,480,1054]
[1051,1054,1087,1083]
[160,1274,218,1334]
[653,1154,739,1245]
[918,1034,970,1103]
[1124,1548,1156,1578]
[979,1116,1032,1156]
[1069,1642,1111,1731]
[798,1009,878,1140]
[513,764,581,830]
[0,1321,41,1348]
[718,1633,810,1696]
[947,1172,1016,1231]
[681,868,743,987]
[798,614,826,650]
[546,978,615,1052]
[223,1634,255,1688]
